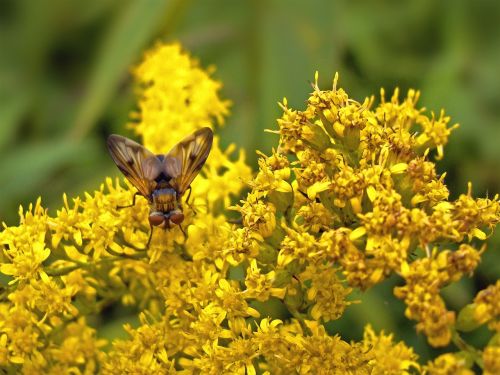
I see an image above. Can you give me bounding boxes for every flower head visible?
[0,43,498,374]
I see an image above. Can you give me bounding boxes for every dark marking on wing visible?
[163,127,213,195]
[107,134,162,198]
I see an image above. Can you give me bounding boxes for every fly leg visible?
[146,224,154,248]
[184,186,197,216]
[178,224,187,239]
[115,191,150,248]
[117,192,140,209]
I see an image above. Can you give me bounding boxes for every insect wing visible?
[163,127,213,195]
[107,134,162,197]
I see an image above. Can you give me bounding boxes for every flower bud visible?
[456,303,482,332]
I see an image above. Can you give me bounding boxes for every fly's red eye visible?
[148,214,165,226]
[169,212,184,225]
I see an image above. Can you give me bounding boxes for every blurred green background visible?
[1,0,499,362]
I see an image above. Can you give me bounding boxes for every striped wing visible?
[106,134,162,197]
[163,127,213,195]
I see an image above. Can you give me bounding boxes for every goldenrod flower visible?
[473,280,500,330]
[362,325,420,374]
[1,42,499,373]
[302,263,353,321]
[424,352,474,374]
[131,42,230,153]
[483,345,500,375]
[245,259,286,301]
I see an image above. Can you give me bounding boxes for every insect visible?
[106,127,213,246]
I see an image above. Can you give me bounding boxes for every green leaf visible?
[68,0,173,141]
[0,93,31,149]
[0,139,96,214]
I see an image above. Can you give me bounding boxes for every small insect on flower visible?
[106,127,213,245]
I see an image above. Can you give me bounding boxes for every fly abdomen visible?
[151,188,178,212]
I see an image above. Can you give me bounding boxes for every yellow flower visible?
[232,191,277,238]
[296,201,335,233]
[473,280,500,330]
[0,199,51,284]
[415,109,459,160]
[131,42,230,153]
[1,41,499,373]
[102,314,176,374]
[250,150,292,194]
[49,317,106,372]
[215,279,260,320]
[199,138,252,209]
[302,263,353,322]
[358,188,410,236]
[483,345,500,375]
[394,248,476,347]
[277,224,326,268]
[244,259,286,301]
[220,227,261,266]
[362,325,420,374]
[424,352,474,375]
[183,303,234,350]
[282,320,374,374]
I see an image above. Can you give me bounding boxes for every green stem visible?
[451,328,483,369]
[106,246,147,260]
[284,300,312,336]
[44,246,148,278]
[45,265,81,276]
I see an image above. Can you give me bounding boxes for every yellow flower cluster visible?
[236,72,498,346]
[0,42,499,373]
[130,43,230,154]
[471,280,500,331]
[424,352,474,375]
[228,71,499,371]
